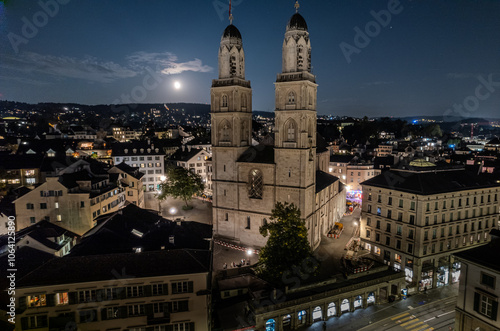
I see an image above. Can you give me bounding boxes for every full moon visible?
[174,81,181,90]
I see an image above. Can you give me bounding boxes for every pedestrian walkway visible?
[304,282,458,331]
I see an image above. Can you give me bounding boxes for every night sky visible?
[0,0,499,118]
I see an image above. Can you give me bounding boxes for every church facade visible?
[211,6,346,249]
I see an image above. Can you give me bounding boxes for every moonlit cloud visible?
[127,51,213,75]
[0,51,213,86]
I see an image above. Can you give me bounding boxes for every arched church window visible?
[248,169,263,199]
[285,119,297,142]
[241,94,247,108]
[220,120,231,142]
[287,91,295,104]
[222,94,228,108]
[241,120,248,142]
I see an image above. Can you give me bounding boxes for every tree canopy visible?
[157,166,204,208]
[257,202,317,284]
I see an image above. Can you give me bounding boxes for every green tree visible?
[257,202,318,284]
[157,166,204,209]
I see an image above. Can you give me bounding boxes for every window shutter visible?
[492,300,498,321]
[166,302,173,313]
[163,283,169,295]
[474,292,480,312]
[18,296,27,313]
[144,285,152,297]
[40,315,48,327]
[68,292,78,305]
[101,308,108,321]
[46,293,55,306]
[21,317,28,330]
[189,322,195,331]
[188,281,194,293]
[119,306,128,319]
[117,287,127,299]
[145,303,154,317]
[96,289,105,302]
[171,283,177,294]
[180,300,189,312]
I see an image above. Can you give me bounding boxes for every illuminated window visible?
[56,292,68,305]
[248,169,263,199]
[28,294,46,307]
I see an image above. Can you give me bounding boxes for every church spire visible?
[294,0,300,13]
[229,0,233,24]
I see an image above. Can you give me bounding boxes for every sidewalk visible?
[304,282,459,331]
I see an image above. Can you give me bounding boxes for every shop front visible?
[436,266,449,287]
[451,262,461,283]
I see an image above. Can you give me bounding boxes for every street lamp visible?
[169,207,177,215]
[246,249,253,265]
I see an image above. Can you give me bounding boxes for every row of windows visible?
[21,310,194,329]
[117,156,162,162]
[367,230,489,253]
[367,217,493,237]
[90,188,123,206]
[368,193,498,208]
[40,190,63,197]
[27,201,84,210]
[367,205,497,224]
[130,162,162,168]
[221,93,247,108]
[24,283,192,308]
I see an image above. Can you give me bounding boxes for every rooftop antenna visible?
[295,0,300,13]
[229,0,233,24]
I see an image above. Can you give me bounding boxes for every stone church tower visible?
[212,4,345,249]
[274,9,318,222]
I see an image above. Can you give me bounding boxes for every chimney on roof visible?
[133,148,137,154]
[182,145,185,152]
[147,138,151,146]
[187,145,191,152]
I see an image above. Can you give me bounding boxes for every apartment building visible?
[168,146,212,195]
[14,169,126,235]
[111,127,141,142]
[454,229,500,331]
[360,168,500,292]
[0,154,44,190]
[15,249,210,331]
[328,155,380,192]
[108,162,145,208]
[375,144,393,157]
[111,141,165,210]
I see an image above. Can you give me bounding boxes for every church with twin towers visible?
[210,2,346,249]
